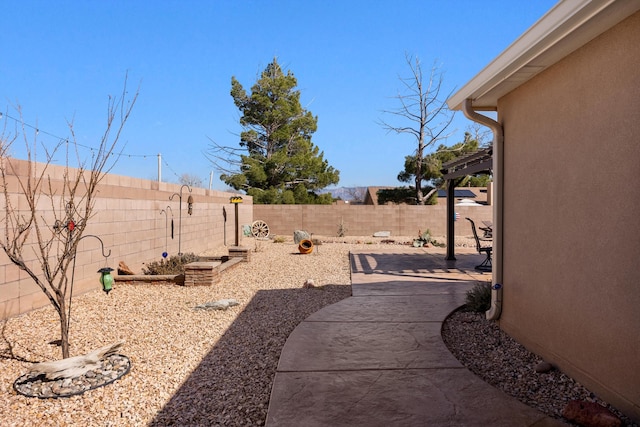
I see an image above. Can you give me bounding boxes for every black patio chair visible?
[466,217,492,272]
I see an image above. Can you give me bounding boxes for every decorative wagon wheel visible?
[251,220,270,238]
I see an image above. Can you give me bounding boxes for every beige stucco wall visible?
[0,158,253,320]
[498,11,640,421]
[253,204,492,238]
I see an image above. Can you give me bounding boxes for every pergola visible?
[440,147,493,260]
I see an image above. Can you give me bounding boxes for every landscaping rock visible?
[118,261,135,275]
[373,231,391,237]
[303,279,315,288]
[535,361,553,373]
[194,299,240,311]
[293,230,310,244]
[14,353,130,398]
[562,400,622,427]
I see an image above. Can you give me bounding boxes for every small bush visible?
[142,253,200,275]
[464,281,492,313]
[272,235,286,243]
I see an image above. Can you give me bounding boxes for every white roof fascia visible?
[447,0,640,111]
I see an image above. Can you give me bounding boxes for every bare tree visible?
[466,122,492,148]
[178,173,203,188]
[0,80,137,359]
[379,54,455,204]
[345,187,366,204]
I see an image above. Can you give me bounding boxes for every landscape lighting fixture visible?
[98,267,114,294]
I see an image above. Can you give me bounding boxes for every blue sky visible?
[2,0,557,189]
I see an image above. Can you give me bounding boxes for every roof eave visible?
[447,0,640,111]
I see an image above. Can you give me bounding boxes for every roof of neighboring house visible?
[447,0,640,111]
[363,186,394,205]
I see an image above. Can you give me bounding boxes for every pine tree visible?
[214,58,339,204]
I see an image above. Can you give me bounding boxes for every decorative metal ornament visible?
[187,195,194,215]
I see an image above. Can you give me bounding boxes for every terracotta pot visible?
[298,239,314,254]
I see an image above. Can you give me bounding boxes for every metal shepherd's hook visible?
[68,234,112,339]
[160,206,173,258]
[169,184,192,255]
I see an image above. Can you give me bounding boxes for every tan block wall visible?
[0,158,253,320]
[253,204,492,238]
[498,12,640,421]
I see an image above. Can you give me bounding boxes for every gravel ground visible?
[442,310,638,426]
[1,235,635,426]
[0,238,358,426]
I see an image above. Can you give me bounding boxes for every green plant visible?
[413,228,432,247]
[142,253,200,275]
[377,187,416,205]
[273,235,286,243]
[430,238,446,248]
[464,281,492,313]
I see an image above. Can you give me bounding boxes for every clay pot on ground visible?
[298,239,314,254]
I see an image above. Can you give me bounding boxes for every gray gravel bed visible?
[441,309,637,426]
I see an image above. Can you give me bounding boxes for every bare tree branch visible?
[0,78,138,359]
[378,53,456,204]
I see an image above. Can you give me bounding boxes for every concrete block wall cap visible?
[184,261,221,269]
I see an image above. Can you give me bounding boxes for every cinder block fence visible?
[1,157,491,321]
[0,158,253,320]
[253,204,492,238]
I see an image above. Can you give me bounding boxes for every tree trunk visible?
[58,298,70,359]
[415,140,425,204]
[415,175,425,205]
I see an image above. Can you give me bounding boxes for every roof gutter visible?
[462,99,503,320]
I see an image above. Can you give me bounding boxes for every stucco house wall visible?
[498,10,640,420]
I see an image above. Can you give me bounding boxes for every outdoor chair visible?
[479,220,493,238]
[466,217,492,272]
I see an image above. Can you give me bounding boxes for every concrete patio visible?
[266,246,565,426]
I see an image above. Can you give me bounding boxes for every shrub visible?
[415,228,445,247]
[272,235,286,243]
[142,253,200,275]
[464,281,492,313]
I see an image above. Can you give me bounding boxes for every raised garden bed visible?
[113,256,244,286]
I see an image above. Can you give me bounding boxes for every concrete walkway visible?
[266,247,565,426]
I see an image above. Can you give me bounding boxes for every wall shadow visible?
[350,251,489,279]
[149,284,351,426]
